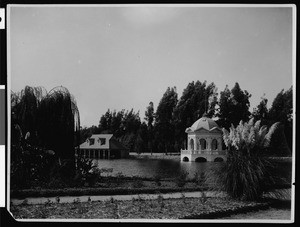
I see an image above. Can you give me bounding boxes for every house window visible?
[89,138,95,146]
[100,138,106,145]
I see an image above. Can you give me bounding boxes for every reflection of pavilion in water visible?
[181,116,227,162]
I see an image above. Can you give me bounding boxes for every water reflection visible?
[93,159,223,179]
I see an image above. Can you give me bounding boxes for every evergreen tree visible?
[98,108,141,152]
[154,87,178,154]
[135,122,148,154]
[252,95,269,126]
[216,85,232,129]
[268,86,293,154]
[269,87,293,124]
[98,109,113,133]
[217,83,251,129]
[79,125,100,144]
[145,102,155,154]
[110,110,125,137]
[122,109,141,134]
[173,80,218,151]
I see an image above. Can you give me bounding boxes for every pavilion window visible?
[212,139,218,150]
[190,139,194,150]
[200,139,207,150]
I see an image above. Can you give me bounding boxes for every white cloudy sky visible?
[9,5,294,127]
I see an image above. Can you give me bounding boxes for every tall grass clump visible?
[206,118,283,201]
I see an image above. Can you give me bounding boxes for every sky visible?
[9,5,294,127]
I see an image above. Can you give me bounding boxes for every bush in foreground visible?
[206,119,286,201]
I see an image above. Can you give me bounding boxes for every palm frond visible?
[254,120,261,131]
[263,122,280,148]
[248,118,254,126]
[222,128,230,147]
[258,125,268,146]
[249,127,256,148]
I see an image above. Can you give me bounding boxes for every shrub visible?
[206,119,283,201]
[10,143,56,190]
[47,177,67,189]
[86,168,101,187]
[73,156,99,187]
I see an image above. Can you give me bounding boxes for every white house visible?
[78,134,129,159]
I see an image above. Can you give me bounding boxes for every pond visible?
[93,158,223,179]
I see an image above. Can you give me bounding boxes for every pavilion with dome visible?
[180,115,227,162]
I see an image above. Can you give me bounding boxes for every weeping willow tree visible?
[38,86,80,160]
[11,85,80,158]
[11,86,81,188]
[11,86,47,146]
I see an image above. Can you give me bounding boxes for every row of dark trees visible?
[81,81,293,156]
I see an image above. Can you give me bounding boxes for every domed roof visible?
[185,117,221,133]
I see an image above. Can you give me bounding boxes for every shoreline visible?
[128,153,292,162]
[129,152,180,160]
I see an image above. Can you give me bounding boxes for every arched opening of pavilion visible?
[195,157,207,162]
[182,156,189,162]
[214,157,224,162]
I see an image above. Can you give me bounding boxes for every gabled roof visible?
[185,117,222,133]
[79,134,127,150]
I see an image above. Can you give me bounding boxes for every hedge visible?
[10,186,209,199]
